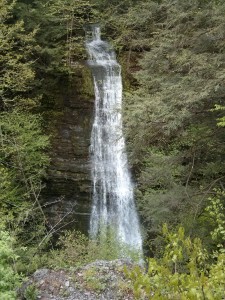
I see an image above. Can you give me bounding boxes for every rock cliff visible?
[42,69,94,234]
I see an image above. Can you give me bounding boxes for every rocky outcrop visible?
[19,260,138,300]
[42,70,94,233]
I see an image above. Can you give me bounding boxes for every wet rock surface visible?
[19,260,138,300]
[42,76,94,234]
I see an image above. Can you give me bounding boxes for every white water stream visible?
[86,25,142,252]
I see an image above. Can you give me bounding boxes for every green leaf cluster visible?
[0,110,49,204]
[0,2,51,284]
[126,223,225,299]
[0,225,23,299]
[0,0,37,108]
[205,190,225,252]
[15,0,97,73]
[12,0,97,108]
[48,228,141,269]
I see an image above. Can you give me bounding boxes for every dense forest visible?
[1,0,225,298]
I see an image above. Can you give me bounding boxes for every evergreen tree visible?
[0,0,37,109]
[116,0,225,247]
[0,0,50,258]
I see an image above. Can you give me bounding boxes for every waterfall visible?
[85,25,142,253]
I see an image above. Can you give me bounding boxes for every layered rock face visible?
[42,72,94,234]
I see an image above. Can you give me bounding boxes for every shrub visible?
[125,224,225,299]
[48,229,141,268]
[0,227,22,299]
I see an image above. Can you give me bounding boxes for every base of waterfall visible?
[19,260,143,300]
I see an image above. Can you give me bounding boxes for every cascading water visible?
[85,24,142,253]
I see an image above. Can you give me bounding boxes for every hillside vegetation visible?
[111,0,225,250]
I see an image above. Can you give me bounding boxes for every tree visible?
[0,225,22,300]
[0,110,50,246]
[0,1,50,254]
[0,0,37,109]
[15,0,97,72]
[118,0,225,246]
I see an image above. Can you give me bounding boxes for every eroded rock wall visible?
[42,69,94,234]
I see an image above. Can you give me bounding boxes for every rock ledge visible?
[19,259,140,300]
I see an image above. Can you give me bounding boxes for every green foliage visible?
[205,190,225,252]
[47,0,97,63]
[16,0,97,73]
[211,104,225,127]
[92,0,139,13]
[48,230,96,268]
[81,267,106,293]
[0,226,23,299]
[0,110,49,215]
[13,0,97,108]
[110,0,225,248]
[126,224,225,299]
[0,0,224,288]
[0,0,37,108]
[123,0,225,153]
[125,192,225,298]
[24,284,38,300]
[48,229,141,269]
[0,0,53,281]
[0,110,50,276]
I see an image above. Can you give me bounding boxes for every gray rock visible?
[33,269,50,281]
[19,260,140,300]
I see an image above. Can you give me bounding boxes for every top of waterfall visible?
[85,24,117,64]
[84,23,101,42]
[92,26,101,41]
